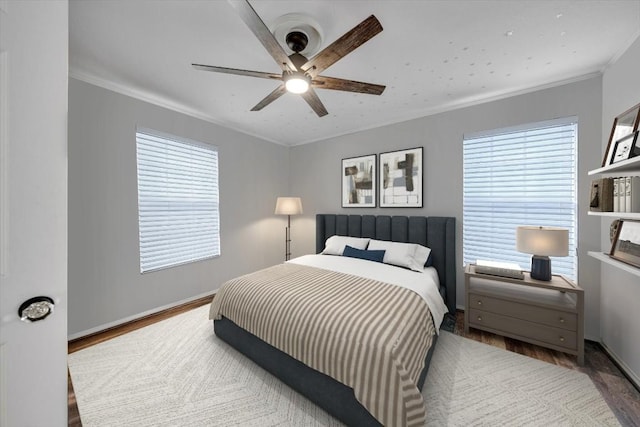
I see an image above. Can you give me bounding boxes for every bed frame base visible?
[214,317,437,427]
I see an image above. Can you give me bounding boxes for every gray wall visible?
[291,77,603,339]
[601,37,640,386]
[68,79,290,337]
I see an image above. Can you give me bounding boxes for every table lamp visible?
[516,226,568,281]
[275,197,303,261]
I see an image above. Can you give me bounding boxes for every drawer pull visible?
[559,336,565,342]
[477,300,483,306]
[477,316,482,321]
[559,318,565,324]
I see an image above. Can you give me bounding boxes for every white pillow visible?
[367,240,423,271]
[413,244,432,267]
[322,236,370,256]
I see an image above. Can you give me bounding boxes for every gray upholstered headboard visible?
[316,214,456,314]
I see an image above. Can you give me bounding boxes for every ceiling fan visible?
[192,0,386,117]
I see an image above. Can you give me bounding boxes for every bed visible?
[210,214,456,426]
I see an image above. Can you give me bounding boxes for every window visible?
[135,128,220,273]
[463,118,577,279]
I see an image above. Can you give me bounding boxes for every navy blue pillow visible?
[342,245,386,263]
[425,252,434,267]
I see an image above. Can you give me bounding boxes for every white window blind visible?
[136,129,220,273]
[463,118,577,279]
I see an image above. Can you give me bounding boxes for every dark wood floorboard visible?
[68,369,81,427]
[68,303,640,426]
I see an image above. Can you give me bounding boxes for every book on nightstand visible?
[475,260,524,280]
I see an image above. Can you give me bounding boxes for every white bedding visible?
[288,254,448,333]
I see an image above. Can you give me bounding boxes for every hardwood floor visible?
[68,304,640,426]
[68,369,82,427]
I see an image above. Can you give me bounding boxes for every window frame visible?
[135,127,220,274]
[462,117,578,280]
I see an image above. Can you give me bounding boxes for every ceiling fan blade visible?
[192,64,282,80]
[302,15,383,78]
[228,0,296,72]
[250,85,287,111]
[312,76,385,95]
[300,88,329,117]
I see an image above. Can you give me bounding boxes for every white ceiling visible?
[69,0,640,146]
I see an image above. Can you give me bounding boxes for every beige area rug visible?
[68,305,619,426]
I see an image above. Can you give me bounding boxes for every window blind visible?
[136,129,220,273]
[463,119,577,279]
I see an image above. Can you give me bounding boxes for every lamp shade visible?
[274,197,303,215]
[516,226,569,256]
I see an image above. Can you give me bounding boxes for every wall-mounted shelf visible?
[588,251,640,277]
[588,211,640,219]
[588,156,640,176]
[589,149,640,276]
[588,207,640,277]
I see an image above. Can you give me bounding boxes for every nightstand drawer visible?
[468,293,577,331]
[469,309,577,350]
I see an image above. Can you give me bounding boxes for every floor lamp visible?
[275,197,303,261]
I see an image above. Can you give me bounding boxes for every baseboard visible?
[599,340,640,391]
[68,290,216,341]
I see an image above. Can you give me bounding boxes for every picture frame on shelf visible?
[610,219,621,243]
[603,102,640,166]
[342,154,376,208]
[611,131,639,164]
[610,219,640,269]
[379,147,423,208]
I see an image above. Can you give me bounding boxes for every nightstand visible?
[464,264,584,365]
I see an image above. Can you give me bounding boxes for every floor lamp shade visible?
[516,226,568,281]
[274,197,303,215]
[275,197,303,261]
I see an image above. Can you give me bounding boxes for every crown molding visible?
[290,71,603,146]
[68,69,287,146]
[602,30,640,73]
[71,67,603,148]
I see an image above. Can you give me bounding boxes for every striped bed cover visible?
[209,262,436,427]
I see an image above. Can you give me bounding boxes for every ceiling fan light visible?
[285,74,310,94]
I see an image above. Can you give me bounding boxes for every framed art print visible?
[610,219,640,268]
[379,147,423,208]
[611,131,639,164]
[342,154,376,207]
[603,102,640,166]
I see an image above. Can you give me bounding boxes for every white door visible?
[0,1,68,426]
